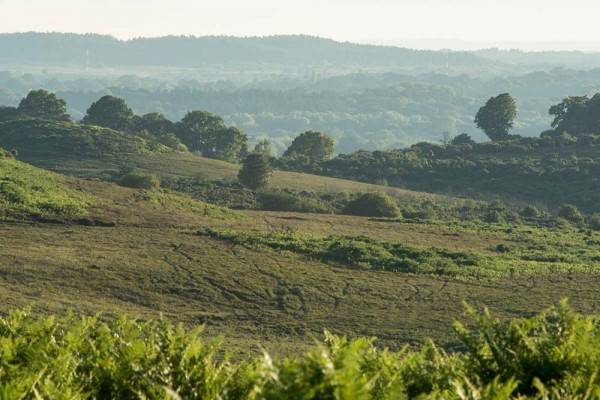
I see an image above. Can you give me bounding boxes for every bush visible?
[520,205,539,218]
[342,192,402,218]
[258,190,334,214]
[118,172,160,190]
[587,213,600,231]
[557,204,584,224]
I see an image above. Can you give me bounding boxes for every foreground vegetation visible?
[1,301,598,399]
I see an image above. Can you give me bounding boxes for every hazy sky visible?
[2,0,600,50]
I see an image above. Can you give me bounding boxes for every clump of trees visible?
[549,93,600,136]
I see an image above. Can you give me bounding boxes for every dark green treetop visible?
[283,130,335,162]
[81,95,134,131]
[17,89,70,121]
[474,93,517,141]
[238,152,272,190]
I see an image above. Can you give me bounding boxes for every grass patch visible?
[0,156,92,219]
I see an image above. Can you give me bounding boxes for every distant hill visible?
[0,32,486,68]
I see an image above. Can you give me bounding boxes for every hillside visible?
[323,135,600,213]
[0,119,171,159]
[1,155,600,357]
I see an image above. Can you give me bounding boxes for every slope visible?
[1,156,600,356]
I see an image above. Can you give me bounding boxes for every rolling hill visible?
[1,151,600,357]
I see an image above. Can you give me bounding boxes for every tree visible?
[253,138,275,158]
[283,130,335,162]
[81,95,134,131]
[549,94,600,136]
[451,133,475,146]
[211,126,248,163]
[238,153,272,190]
[17,90,70,121]
[175,110,226,153]
[132,112,173,136]
[176,111,248,162]
[474,93,517,141]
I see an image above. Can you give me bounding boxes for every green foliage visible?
[0,106,18,123]
[549,94,600,136]
[1,302,600,398]
[81,95,134,131]
[257,190,334,214]
[118,172,160,190]
[0,156,90,218]
[282,130,335,163]
[474,93,517,141]
[558,203,584,224]
[176,110,248,162]
[238,153,272,190]
[450,133,475,146]
[17,89,70,121]
[0,119,171,157]
[343,192,402,218]
[203,228,485,277]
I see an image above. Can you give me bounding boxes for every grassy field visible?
[1,165,600,356]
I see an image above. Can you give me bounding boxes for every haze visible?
[2,0,600,51]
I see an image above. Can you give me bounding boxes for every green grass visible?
[0,156,92,218]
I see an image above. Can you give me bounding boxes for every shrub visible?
[521,205,539,218]
[118,172,160,190]
[587,213,600,231]
[258,190,334,214]
[557,204,584,224]
[342,192,402,218]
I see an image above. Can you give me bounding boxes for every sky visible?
[2,0,600,50]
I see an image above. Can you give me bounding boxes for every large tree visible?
[175,110,226,153]
[17,90,70,121]
[238,152,272,190]
[176,111,247,162]
[132,112,174,136]
[549,94,600,135]
[474,93,517,141]
[81,95,134,131]
[283,130,335,162]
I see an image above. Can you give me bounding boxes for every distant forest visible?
[2,33,600,153]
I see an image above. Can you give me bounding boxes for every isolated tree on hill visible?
[283,130,335,163]
[238,152,272,190]
[474,93,517,141]
[17,89,70,121]
[81,95,134,131]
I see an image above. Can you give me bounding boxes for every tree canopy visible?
[238,152,272,190]
[474,93,517,141]
[549,94,600,136]
[81,95,134,131]
[283,130,335,162]
[17,90,70,121]
[176,110,248,163]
